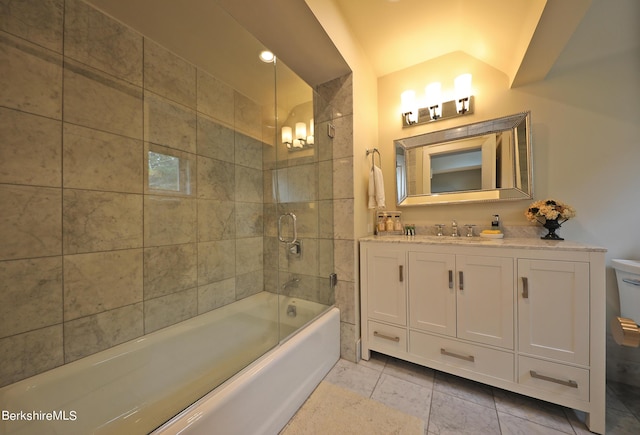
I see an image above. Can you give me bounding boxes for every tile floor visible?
[322,352,640,434]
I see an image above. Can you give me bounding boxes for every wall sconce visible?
[401,74,474,127]
[282,119,314,150]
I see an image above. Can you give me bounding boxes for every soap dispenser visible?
[491,214,501,231]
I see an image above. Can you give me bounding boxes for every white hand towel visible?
[368,165,385,209]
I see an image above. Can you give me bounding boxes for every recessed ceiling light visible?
[259,50,275,63]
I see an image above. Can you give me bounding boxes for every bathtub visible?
[0,292,340,435]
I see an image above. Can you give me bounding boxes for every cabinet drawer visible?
[518,355,589,401]
[368,321,407,354]
[409,331,514,382]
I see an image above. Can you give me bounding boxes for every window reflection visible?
[148,151,191,194]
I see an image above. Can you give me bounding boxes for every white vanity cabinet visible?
[366,247,406,326]
[359,237,606,434]
[517,259,590,364]
[517,259,591,402]
[409,252,514,349]
[364,247,408,355]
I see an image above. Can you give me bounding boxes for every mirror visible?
[395,112,533,206]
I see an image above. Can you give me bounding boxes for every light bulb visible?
[295,122,306,140]
[282,126,292,144]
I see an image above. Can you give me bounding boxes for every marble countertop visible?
[359,235,607,252]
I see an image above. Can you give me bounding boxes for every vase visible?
[541,218,564,240]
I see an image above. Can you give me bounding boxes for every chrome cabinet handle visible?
[529,370,578,388]
[374,331,400,342]
[440,348,475,362]
[448,270,453,289]
[522,277,529,298]
[623,278,640,286]
[458,271,464,291]
[277,213,297,244]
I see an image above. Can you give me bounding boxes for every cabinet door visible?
[366,248,406,325]
[456,255,514,349]
[518,259,589,365]
[408,252,456,337]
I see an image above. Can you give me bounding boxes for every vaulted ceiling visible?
[331,0,592,87]
[86,0,595,103]
[335,0,546,78]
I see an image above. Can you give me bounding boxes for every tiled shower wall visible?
[0,0,272,387]
[314,76,357,362]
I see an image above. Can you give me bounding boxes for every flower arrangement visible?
[526,199,576,240]
[526,199,576,224]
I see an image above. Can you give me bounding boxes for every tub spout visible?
[282,278,300,291]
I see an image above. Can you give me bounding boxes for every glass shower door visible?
[268,61,335,341]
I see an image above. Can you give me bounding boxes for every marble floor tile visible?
[383,356,435,388]
[323,358,381,398]
[358,352,388,371]
[607,384,633,413]
[570,406,640,435]
[604,408,640,435]
[428,390,501,435]
[320,356,640,435]
[371,373,432,422]
[433,371,495,409]
[608,381,640,418]
[492,388,575,433]
[498,411,571,435]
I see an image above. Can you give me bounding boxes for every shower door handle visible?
[278,213,298,244]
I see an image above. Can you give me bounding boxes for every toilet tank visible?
[612,259,640,322]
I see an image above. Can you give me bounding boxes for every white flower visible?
[525,199,576,223]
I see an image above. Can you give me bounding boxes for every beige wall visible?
[313,0,640,383]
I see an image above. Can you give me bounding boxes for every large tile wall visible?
[0,0,277,387]
[314,75,357,361]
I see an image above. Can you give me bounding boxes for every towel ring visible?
[366,148,381,170]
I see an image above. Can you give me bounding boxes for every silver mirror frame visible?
[395,111,533,206]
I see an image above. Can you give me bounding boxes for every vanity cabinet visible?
[517,259,591,402]
[408,252,513,349]
[366,248,406,326]
[365,247,408,355]
[517,259,590,364]
[360,237,606,434]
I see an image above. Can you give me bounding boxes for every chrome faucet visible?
[451,220,459,237]
[282,277,300,291]
[465,224,475,237]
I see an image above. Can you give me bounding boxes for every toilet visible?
[612,259,640,347]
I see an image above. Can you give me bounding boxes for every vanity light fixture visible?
[282,119,314,150]
[401,90,419,125]
[425,82,442,120]
[401,74,474,127]
[454,73,472,114]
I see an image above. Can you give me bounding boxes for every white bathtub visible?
[0,292,339,435]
